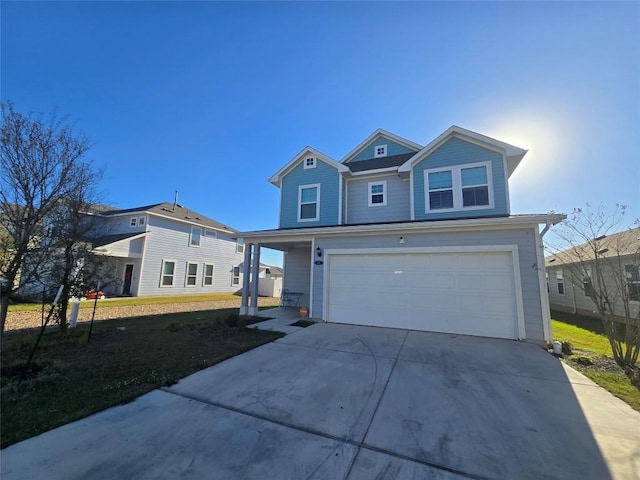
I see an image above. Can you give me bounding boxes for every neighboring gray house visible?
[545,227,640,320]
[236,126,564,342]
[91,202,245,297]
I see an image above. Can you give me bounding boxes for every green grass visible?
[551,311,639,411]
[8,293,247,311]
[0,309,283,448]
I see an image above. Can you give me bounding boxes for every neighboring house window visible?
[298,184,320,221]
[138,216,146,227]
[205,229,217,238]
[424,162,493,212]
[368,181,387,207]
[130,217,137,227]
[236,238,244,254]
[304,157,316,169]
[374,145,387,158]
[556,269,565,295]
[583,267,593,298]
[231,266,241,286]
[186,262,198,286]
[625,264,640,301]
[161,260,176,287]
[203,263,214,286]
[546,272,550,293]
[190,227,202,247]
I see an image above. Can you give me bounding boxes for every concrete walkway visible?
[248,306,307,334]
[2,323,639,479]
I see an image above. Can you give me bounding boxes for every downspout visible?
[539,219,552,238]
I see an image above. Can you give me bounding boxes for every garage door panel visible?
[326,251,518,339]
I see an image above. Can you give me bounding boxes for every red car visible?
[83,290,106,300]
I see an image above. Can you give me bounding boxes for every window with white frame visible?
[236,238,244,254]
[298,184,320,221]
[304,157,316,169]
[186,262,198,286]
[204,229,217,238]
[190,227,202,247]
[625,264,640,301]
[424,162,493,212]
[138,216,146,227]
[374,144,387,158]
[556,269,565,295]
[231,266,241,286]
[368,181,387,207]
[161,260,176,287]
[203,263,214,286]
[583,267,593,298]
[130,217,137,227]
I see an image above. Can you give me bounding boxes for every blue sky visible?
[2,1,639,266]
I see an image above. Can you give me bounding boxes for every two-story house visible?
[236,126,564,342]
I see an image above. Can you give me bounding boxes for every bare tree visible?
[0,101,100,333]
[546,204,640,368]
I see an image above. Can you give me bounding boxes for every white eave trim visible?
[92,232,148,255]
[340,128,422,164]
[398,125,527,178]
[235,214,566,242]
[149,212,236,234]
[268,146,348,187]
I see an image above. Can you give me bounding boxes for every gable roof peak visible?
[268,146,348,187]
[340,129,422,164]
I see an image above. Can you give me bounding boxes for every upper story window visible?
[130,217,137,227]
[368,181,387,207]
[625,264,640,301]
[425,162,493,213]
[190,227,202,247]
[374,144,387,158]
[304,157,316,169]
[556,269,565,295]
[298,184,320,222]
[138,216,146,227]
[205,229,217,238]
[236,238,244,254]
[583,267,593,298]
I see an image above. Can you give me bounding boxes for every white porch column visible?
[249,243,261,316]
[239,243,252,316]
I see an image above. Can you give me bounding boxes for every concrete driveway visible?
[2,323,639,479]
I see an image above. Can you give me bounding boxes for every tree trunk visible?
[0,294,9,336]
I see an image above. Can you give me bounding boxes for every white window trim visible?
[138,216,146,227]
[231,265,241,286]
[236,238,244,254]
[303,157,316,169]
[185,262,198,287]
[130,217,137,227]
[204,229,217,238]
[368,180,387,207]
[424,161,494,213]
[374,144,387,158]
[556,269,565,296]
[203,263,214,286]
[160,259,176,288]
[190,227,202,247]
[298,183,321,222]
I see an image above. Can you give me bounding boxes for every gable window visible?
[138,216,146,227]
[304,157,316,169]
[231,266,241,286]
[298,184,320,222]
[236,238,244,254]
[186,262,198,286]
[203,263,214,286]
[556,269,565,295]
[130,217,137,227]
[374,144,387,158]
[190,227,202,247]
[625,264,640,301]
[368,181,387,207]
[424,162,493,212]
[161,260,176,287]
[583,267,593,298]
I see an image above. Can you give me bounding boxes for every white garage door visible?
[325,251,519,339]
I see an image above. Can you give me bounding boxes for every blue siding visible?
[346,174,410,224]
[413,137,508,220]
[350,136,418,162]
[280,160,340,228]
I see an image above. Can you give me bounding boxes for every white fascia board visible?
[398,125,528,177]
[348,167,399,177]
[235,214,566,242]
[268,146,347,187]
[340,129,423,164]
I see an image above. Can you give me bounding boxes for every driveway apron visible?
[2,323,638,480]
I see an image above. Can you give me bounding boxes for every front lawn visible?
[551,311,640,411]
[0,309,282,448]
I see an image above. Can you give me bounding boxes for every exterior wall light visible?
[316,246,322,257]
